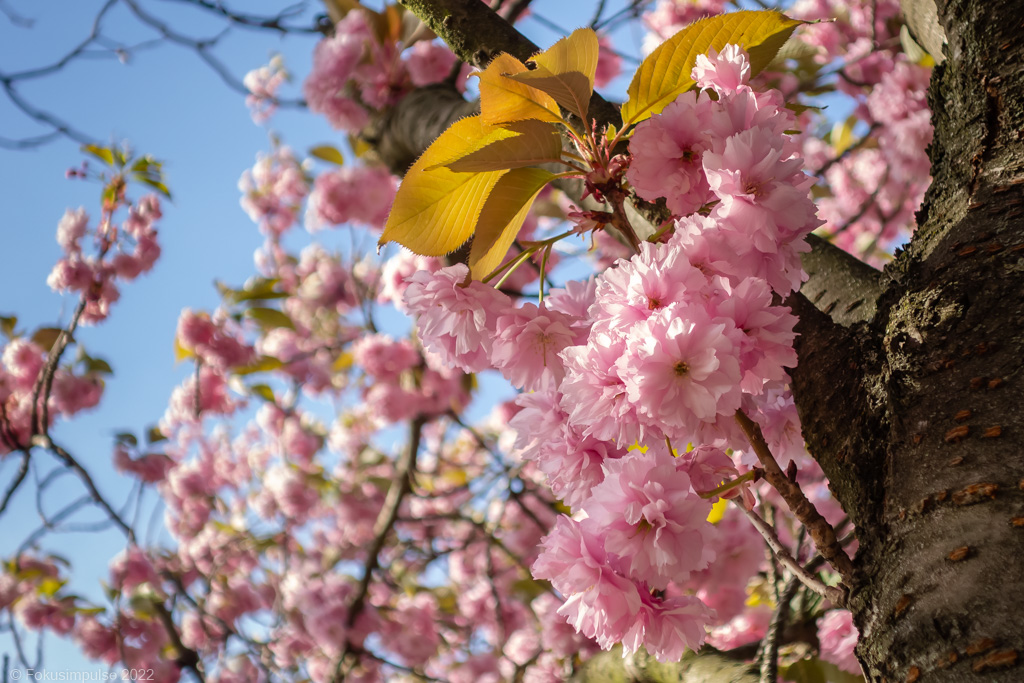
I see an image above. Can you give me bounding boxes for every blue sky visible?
[0,0,644,672]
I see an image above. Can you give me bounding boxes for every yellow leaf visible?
[477,53,563,125]
[173,336,194,362]
[706,497,729,524]
[621,10,804,127]
[831,115,856,156]
[508,28,599,121]
[433,120,564,173]
[468,167,555,279]
[37,577,65,597]
[380,115,508,256]
[309,145,345,166]
[333,351,354,371]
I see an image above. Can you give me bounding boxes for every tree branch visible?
[735,410,855,590]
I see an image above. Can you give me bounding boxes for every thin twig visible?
[738,503,846,605]
[759,575,801,683]
[735,410,855,587]
[331,415,427,681]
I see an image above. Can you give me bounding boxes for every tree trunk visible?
[355,0,1024,679]
[792,0,1024,679]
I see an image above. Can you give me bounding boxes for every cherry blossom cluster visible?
[303,9,461,133]
[1,196,163,456]
[400,45,825,662]
[47,195,163,324]
[243,55,288,124]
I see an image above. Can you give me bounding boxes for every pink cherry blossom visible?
[404,264,511,373]
[620,303,743,438]
[585,447,715,588]
[818,609,862,674]
[490,303,580,390]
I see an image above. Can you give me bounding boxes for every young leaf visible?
[233,355,285,376]
[508,28,599,121]
[436,120,564,173]
[249,384,276,402]
[380,115,507,256]
[468,167,555,279]
[620,10,803,127]
[309,145,346,166]
[0,315,19,338]
[82,144,114,166]
[477,53,563,125]
[244,307,295,330]
[31,327,66,350]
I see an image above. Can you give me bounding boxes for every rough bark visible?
[791,0,1024,679]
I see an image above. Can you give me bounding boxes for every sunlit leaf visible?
[380,115,507,256]
[469,167,555,279]
[309,145,346,166]
[831,115,857,155]
[477,53,563,125]
[244,307,295,330]
[434,120,564,173]
[173,336,194,362]
[508,28,599,121]
[146,426,167,444]
[249,384,276,402]
[233,355,285,376]
[620,10,803,127]
[82,144,114,166]
[706,497,729,524]
[136,175,172,200]
[333,351,354,372]
[37,577,65,597]
[217,277,287,304]
[74,606,107,616]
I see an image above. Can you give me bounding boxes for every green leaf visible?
[114,432,138,447]
[309,145,346,166]
[136,175,172,199]
[146,426,167,444]
[31,327,65,350]
[37,577,66,597]
[379,115,507,257]
[435,120,564,173]
[82,144,114,166]
[233,355,285,376]
[130,155,161,174]
[249,384,276,402]
[508,28,599,121]
[468,167,555,279]
[83,356,114,375]
[244,307,295,330]
[217,277,287,304]
[74,606,107,616]
[620,10,804,127]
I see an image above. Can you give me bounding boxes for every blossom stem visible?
[696,468,760,499]
[734,409,855,588]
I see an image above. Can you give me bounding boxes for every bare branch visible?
[735,410,855,589]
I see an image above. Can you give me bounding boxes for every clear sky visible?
[0,0,642,673]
